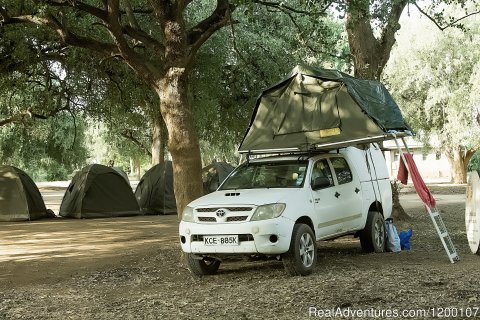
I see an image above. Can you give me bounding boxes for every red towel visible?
[397,153,436,208]
[397,155,409,184]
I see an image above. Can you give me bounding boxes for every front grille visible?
[196,208,218,212]
[226,216,248,222]
[196,207,253,212]
[198,217,216,222]
[192,234,254,242]
[228,207,253,212]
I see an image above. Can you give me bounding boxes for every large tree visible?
[1,1,334,216]
[324,0,480,81]
[0,0,240,215]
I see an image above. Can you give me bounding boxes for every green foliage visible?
[190,3,348,162]
[467,150,480,171]
[0,114,89,181]
[384,13,480,153]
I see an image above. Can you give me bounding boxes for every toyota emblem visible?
[216,209,226,218]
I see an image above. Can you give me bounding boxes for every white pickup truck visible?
[179,143,392,276]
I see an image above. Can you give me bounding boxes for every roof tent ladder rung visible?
[426,205,459,264]
[390,133,459,264]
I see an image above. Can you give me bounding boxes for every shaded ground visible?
[1,184,479,320]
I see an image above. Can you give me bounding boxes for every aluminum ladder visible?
[392,136,459,263]
[426,206,459,263]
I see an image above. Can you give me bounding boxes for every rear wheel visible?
[360,211,386,253]
[282,223,317,276]
[186,254,221,276]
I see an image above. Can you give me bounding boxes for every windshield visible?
[220,161,308,190]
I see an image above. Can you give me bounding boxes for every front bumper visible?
[179,217,294,255]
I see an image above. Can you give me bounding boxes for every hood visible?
[188,188,303,208]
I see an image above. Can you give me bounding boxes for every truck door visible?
[310,159,339,238]
[328,157,364,232]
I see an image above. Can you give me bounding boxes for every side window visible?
[310,159,334,188]
[330,157,353,185]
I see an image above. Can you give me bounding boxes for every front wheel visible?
[282,223,317,276]
[360,211,386,253]
[185,254,221,276]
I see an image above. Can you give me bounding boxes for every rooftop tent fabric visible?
[239,64,412,152]
[202,162,235,194]
[0,165,48,222]
[59,164,141,218]
[135,161,176,215]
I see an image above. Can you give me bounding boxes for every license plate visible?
[203,235,239,246]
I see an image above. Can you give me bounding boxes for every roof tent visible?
[202,162,235,194]
[135,161,176,215]
[59,164,141,218]
[0,165,48,222]
[239,65,412,153]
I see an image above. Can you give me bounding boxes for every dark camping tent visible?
[113,167,130,185]
[135,161,176,215]
[239,65,412,153]
[202,162,235,194]
[60,164,140,218]
[0,165,48,221]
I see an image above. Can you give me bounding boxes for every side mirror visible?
[312,177,331,190]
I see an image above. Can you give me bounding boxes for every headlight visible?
[182,206,194,222]
[251,203,286,221]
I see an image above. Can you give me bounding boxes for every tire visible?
[282,223,317,276]
[360,211,386,253]
[186,254,221,276]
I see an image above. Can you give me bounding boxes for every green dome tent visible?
[202,162,235,194]
[60,164,141,218]
[113,166,130,185]
[135,161,176,215]
[0,165,48,222]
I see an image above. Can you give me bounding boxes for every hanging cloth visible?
[397,153,436,208]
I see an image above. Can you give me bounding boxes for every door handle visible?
[335,192,340,198]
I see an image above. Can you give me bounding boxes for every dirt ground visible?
[1,184,479,320]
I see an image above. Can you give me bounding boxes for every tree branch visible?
[254,0,312,15]
[0,11,120,56]
[186,0,235,67]
[0,106,69,127]
[122,25,165,54]
[414,2,480,31]
[121,130,152,156]
[2,4,160,86]
[44,0,108,21]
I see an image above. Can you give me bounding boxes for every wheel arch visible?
[295,216,315,236]
[368,201,384,217]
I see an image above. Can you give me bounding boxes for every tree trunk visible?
[345,1,409,221]
[391,180,410,220]
[446,147,476,184]
[156,68,203,218]
[151,112,165,166]
[346,0,407,81]
[136,158,141,180]
[130,157,141,179]
[159,122,166,165]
